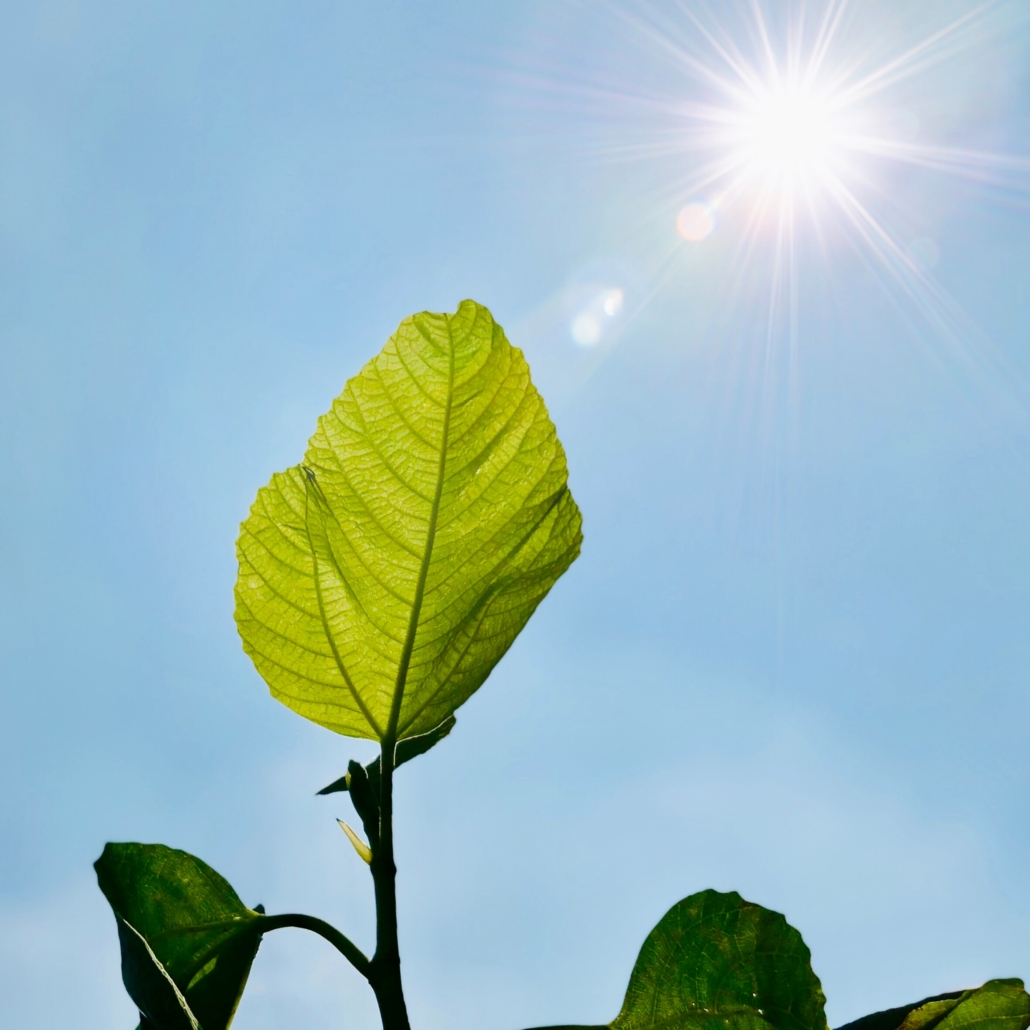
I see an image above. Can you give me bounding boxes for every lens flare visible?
[571,287,626,346]
[677,202,715,241]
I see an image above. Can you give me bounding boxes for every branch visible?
[259,913,371,979]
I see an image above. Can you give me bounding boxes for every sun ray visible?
[833,4,994,105]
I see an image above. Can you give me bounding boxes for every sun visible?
[672,14,873,225]
[737,83,839,184]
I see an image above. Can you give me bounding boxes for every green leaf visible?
[610,890,827,1030]
[317,714,457,796]
[931,981,1030,1030]
[96,843,263,1030]
[235,300,582,742]
[838,982,1030,1030]
[834,994,963,1030]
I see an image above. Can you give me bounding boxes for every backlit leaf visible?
[235,300,582,742]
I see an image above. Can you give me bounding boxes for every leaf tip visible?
[316,771,352,795]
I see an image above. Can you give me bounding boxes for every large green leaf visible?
[552,890,827,1030]
[96,843,263,1030]
[235,300,582,741]
[837,981,1030,1030]
[524,891,826,1030]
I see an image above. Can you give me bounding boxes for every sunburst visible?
[642,0,1030,349]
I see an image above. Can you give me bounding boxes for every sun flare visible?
[523,0,1030,357]
[631,0,1030,347]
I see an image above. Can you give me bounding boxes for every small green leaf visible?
[930,981,1030,1030]
[362,714,458,804]
[317,714,457,796]
[841,982,1030,1030]
[342,760,380,843]
[96,843,263,1030]
[610,890,827,1030]
[835,994,964,1030]
[316,770,353,796]
[236,301,582,742]
[393,712,457,765]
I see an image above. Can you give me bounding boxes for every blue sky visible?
[2,1,1030,1028]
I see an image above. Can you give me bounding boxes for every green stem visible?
[368,735,411,1030]
[259,914,371,979]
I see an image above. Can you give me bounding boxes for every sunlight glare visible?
[739,84,838,182]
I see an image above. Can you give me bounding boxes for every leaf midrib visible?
[386,320,457,743]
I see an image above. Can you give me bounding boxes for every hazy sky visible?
[3,2,1030,1029]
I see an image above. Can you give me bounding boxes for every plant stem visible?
[368,734,412,1030]
[258,913,371,978]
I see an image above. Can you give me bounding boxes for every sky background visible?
[2,1,1030,1028]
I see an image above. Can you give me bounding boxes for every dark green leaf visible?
[610,890,827,1030]
[317,772,352,796]
[316,715,457,796]
[365,714,457,799]
[345,759,380,846]
[118,918,199,1030]
[394,713,457,765]
[96,843,263,1030]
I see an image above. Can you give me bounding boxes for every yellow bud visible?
[337,819,372,864]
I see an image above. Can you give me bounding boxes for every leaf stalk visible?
[257,913,371,979]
